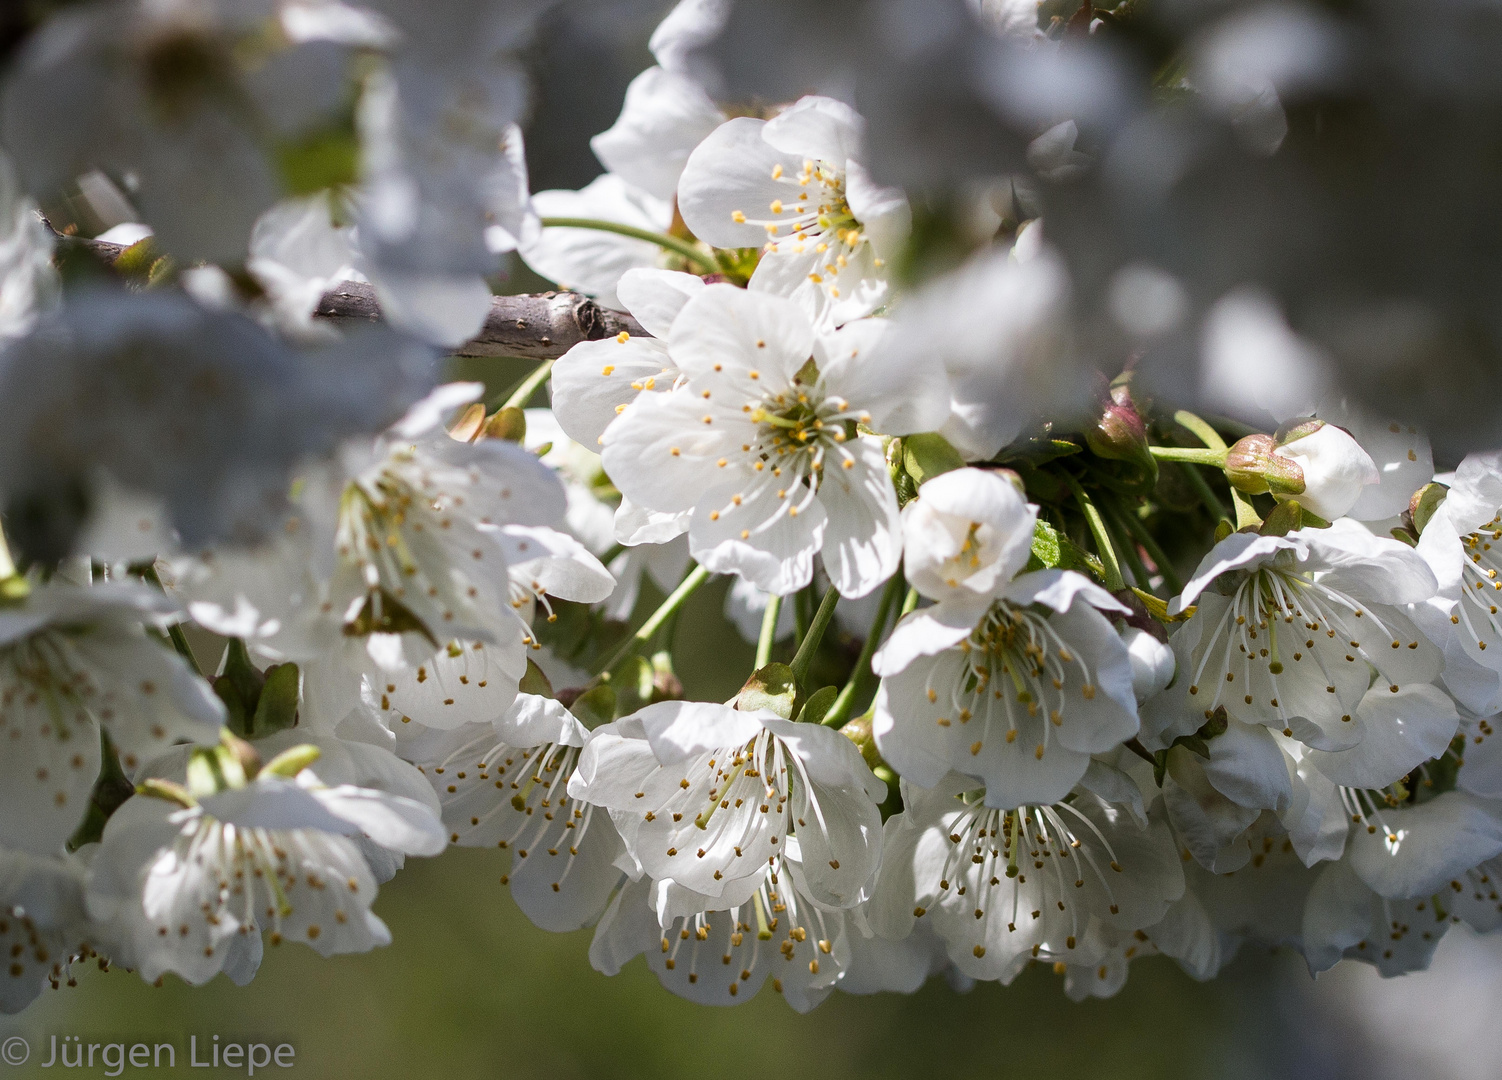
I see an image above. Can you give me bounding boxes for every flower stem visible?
[538,217,718,274]
[755,593,783,669]
[594,564,711,684]
[1172,409,1228,452]
[790,585,840,686]
[1177,461,1229,521]
[1065,474,1125,592]
[1148,445,1226,466]
[1104,509,1151,592]
[823,571,904,727]
[1111,497,1185,595]
[502,357,555,410]
[136,562,203,676]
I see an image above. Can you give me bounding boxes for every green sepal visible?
[795,684,838,725]
[901,432,966,487]
[736,663,798,719]
[263,744,322,779]
[569,684,617,728]
[519,659,555,698]
[484,406,527,443]
[1408,481,1448,537]
[612,655,657,717]
[251,663,301,737]
[66,730,137,852]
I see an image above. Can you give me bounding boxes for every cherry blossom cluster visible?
[0,0,1500,1017]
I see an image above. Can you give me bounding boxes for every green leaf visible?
[736,663,798,719]
[251,662,301,737]
[902,432,966,486]
[795,684,838,725]
[1029,519,1064,569]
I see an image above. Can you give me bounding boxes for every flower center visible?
[705,376,867,537]
[917,795,1124,959]
[1456,517,1502,651]
[658,856,834,997]
[1185,565,1416,733]
[927,603,1097,762]
[733,157,872,302]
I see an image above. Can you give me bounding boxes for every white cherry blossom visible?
[400,694,626,932]
[598,285,917,597]
[86,749,444,988]
[873,570,1139,808]
[867,772,1183,984]
[677,96,911,327]
[1162,522,1441,753]
[570,700,885,911]
[0,584,224,856]
[589,838,854,1011]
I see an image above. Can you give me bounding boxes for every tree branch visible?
[56,232,647,360]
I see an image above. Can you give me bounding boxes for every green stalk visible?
[823,571,904,727]
[593,564,711,684]
[790,586,840,686]
[755,593,783,669]
[1178,461,1229,521]
[1172,409,1228,452]
[502,357,555,410]
[1104,509,1151,593]
[136,562,203,676]
[1111,497,1185,596]
[538,217,717,274]
[1064,474,1125,592]
[1148,446,1226,466]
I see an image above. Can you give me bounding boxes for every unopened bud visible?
[1271,419,1378,521]
[1086,397,1153,469]
[1225,434,1305,496]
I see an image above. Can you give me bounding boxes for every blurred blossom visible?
[877,241,1087,460]
[355,0,543,277]
[0,289,435,561]
[0,151,57,343]
[1,0,351,263]
[678,95,911,327]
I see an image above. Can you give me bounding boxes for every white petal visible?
[550,335,675,449]
[818,436,901,599]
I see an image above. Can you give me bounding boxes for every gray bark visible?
[57,231,647,359]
